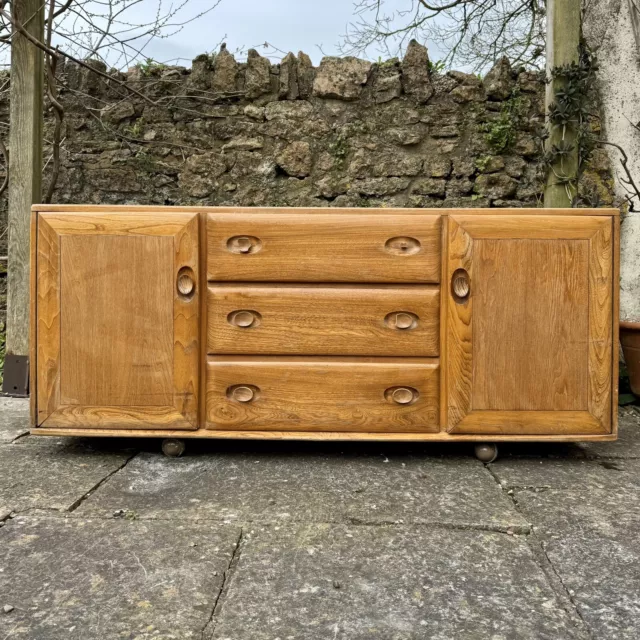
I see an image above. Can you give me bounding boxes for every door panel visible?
[471,239,589,411]
[36,211,200,430]
[446,215,612,435]
[206,356,440,432]
[207,284,440,356]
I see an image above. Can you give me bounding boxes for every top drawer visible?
[207,210,441,282]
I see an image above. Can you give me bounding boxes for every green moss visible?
[329,133,350,169]
[475,155,491,172]
[483,90,526,153]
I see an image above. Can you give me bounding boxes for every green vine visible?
[542,43,600,206]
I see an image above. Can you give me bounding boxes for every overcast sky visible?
[54,0,446,70]
[121,0,385,66]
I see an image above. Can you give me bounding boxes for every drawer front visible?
[207,211,441,282]
[206,356,440,432]
[208,284,440,356]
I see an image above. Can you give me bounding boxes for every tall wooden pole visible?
[5,0,43,363]
[544,0,581,207]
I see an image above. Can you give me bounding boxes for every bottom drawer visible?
[206,356,439,432]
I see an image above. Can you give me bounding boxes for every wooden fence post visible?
[4,0,43,392]
[544,0,581,207]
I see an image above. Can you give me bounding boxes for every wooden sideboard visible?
[29,205,620,457]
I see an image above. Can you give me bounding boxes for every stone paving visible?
[1,397,639,639]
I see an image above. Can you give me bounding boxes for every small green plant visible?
[137,58,167,77]
[124,117,145,138]
[376,56,399,68]
[427,59,446,74]
[483,89,525,153]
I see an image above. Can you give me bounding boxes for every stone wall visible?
[0,42,615,214]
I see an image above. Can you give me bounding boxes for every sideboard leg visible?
[162,438,186,458]
[474,443,498,463]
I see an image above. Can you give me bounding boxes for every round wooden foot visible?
[162,438,186,457]
[474,443,498,463]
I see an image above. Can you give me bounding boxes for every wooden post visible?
[5,0,44,364]
[544,0,581,207]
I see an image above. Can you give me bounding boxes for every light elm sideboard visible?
[30,205,619,458]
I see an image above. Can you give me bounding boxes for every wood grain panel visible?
[472,239,589,411]
[39,405,193,429]
[207,284,440,356]
[59,235,174,406]
[446,217,473,430]
[612,216,620,435]
[31,427,616,443]
[450,215,609,239]
[38,212,195,236]
[206,356,440,432]
[173,214,200,427]
[35,211,200,430]
[453,411,605,435]
[31,426,617,443]
[33,204,619,217]
[588,220,613,430]
[207,212,441,282]
[439,216,449,431]
[36,217,60,424]
[446,215,613,436]
[29,210,37,426]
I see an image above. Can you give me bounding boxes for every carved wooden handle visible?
[388,387,418,405]
[384,236,421,256]
[227,235,261,254]
[452,268,470,302]
[227,310,261,328]
[176,267,196,298]
[385,311,419,330]
[229,385,258,402]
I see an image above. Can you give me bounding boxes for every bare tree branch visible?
[340,0,545,71]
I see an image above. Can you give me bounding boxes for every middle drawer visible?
[207,284,440,356]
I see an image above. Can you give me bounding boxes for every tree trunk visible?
[6,0,44,357]
[544,0,581,207]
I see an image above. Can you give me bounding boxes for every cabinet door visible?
[446,215,614,435]
[36,211,200,430]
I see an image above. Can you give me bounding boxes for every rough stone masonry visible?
[0,41,615,211]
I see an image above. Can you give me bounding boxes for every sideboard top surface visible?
[32,204,620,216]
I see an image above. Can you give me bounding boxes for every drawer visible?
[206,356,440,432]
[207,284,440,356]
[207,210,441,282]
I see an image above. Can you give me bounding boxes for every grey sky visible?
[135,0,374,66]
[100,0,444,69]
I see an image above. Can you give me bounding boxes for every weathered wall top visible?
[0,41,615,211]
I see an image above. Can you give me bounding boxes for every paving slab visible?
[490,457,640,493]
[0,397,30,442]
[77,450,527,530]
[514,486,640,640]
[0,444,133,513]
[207,523,583,640]
[576,406,640,458]
[0,516,241,639]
